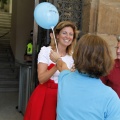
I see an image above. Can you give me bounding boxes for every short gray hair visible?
[116,35,120,42]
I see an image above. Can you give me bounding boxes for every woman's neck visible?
[57,45,67,57]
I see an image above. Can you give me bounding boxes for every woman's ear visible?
[55,33,59,39]
[50,33,53,39]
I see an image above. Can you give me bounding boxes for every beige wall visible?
[97,0,120,35]
[82,0,120,59]
[11,0,34,62]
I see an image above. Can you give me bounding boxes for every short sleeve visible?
[37,46,51,64]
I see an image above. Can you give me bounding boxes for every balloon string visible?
[51,26,58,53]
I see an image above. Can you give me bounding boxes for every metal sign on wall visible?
[49,0,83,30]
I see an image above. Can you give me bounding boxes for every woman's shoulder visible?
[37,46,51,63]
[38,46,51,57]
[39,46,51,53]
[40,46,51,51]
[100,83,119,99]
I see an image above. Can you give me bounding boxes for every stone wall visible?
[97,0,120,35]
[82,0,120,59]
[82,0,91,33]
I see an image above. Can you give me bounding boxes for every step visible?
[0,49,10,52]
[0,55,12,58]
[0,14,11,19]
[0,35,10,39]
[0,68,19,74]
[0,80,19,85]
[0,30,10,35]
[0,66,19,71]
[0,43,10,47]
[0,18,11,23]
[0,27,10,31]
[0,40,10,44]
[0,75,19,83]
[0,81,19,91]
[0,40,10,43]
[0,19,11,23]
[0,67,19,72]
[0,23,11,28]
[0,39,10,43]
[0,52,12,56]
[0,73,18,79]
[0,51,13,55]
[0,88,19,92]
[0,57,13,62]
[0,56,14,62]
[0,35,10,38]
[0,56,13,61]
[0,11,11,15]
[0,63,14,68]
[0,49,11,52]
[0,36,19,92]
[0,49,12,53]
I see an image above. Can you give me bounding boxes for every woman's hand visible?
[50,50,69,72]
[50,50,61,63]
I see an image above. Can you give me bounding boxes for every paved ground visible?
[0,92,23,120]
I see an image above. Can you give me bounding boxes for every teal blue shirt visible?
[57,70,120,120]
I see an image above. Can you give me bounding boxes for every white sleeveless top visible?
[37,46,74,83]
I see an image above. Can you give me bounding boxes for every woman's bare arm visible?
[50,50,69,72]
[37,62,57,84]
[56,59,69,72]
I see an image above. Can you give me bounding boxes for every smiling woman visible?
[23,21,78,120]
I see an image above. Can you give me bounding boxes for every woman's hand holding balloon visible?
[50,50,61,63]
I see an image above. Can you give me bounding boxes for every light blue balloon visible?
[34,2,59,29]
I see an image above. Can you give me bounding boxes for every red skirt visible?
[24,80,58,120]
